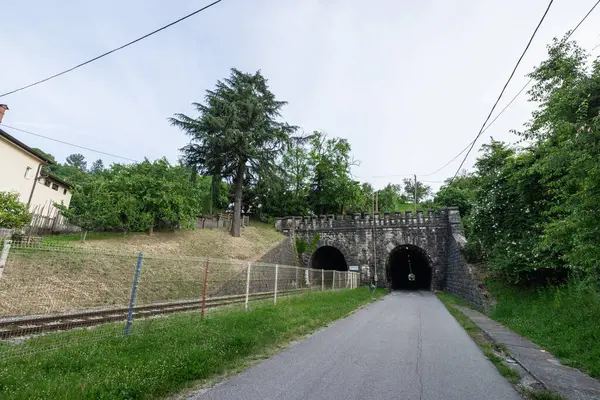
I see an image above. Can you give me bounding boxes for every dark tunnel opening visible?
[311,246,348,271]
[387,245,431,290]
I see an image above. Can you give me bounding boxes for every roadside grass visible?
[488,279,600,378]
[0,288,386,399]
[436,292,520,384]
[522,389,567,400]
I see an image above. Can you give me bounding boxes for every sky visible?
[2,0,600,192]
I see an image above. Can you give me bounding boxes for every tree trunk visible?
[231,161,245,237]
[148,225,154,236]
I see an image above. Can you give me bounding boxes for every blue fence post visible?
[125,252,143,336]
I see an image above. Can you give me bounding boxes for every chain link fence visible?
[0,240,359,359]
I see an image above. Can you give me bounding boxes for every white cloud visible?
[1,0,599,189]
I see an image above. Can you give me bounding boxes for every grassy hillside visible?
[0,222,286,316]
[44,221,284,259]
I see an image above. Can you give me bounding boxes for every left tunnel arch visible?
[310,246,348,271]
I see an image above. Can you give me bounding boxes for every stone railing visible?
[275,209,450,232]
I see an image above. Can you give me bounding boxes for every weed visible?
[488,279,600,378]
[522,388,566,400]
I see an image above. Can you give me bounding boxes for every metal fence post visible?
[0,239,11,280]
[124,252,143,336]
[201,259,210,317]
[332,270,336,290]
[295,265,299,290]
[244,262,252,311]
[274,264,279,305]
[321,268,324,291]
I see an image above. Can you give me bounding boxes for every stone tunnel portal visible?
[387,245,432,290]
[310,246,348,271]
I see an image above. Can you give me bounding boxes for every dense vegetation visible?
[0,191,31,229]
[436,38,600,285]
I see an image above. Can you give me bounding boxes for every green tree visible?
[90,159,104,174]
[0,191,32,229]
[65,153,87,171]
[60,159,207,235]
[402,178,432,203]
[57,178,122,237]
[307,132,363,215]
[434,172,476,218]
[377,183,408,213]
[171,68,295,236]
[31,148,57,164]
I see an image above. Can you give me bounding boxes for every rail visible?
[0,289,308,339]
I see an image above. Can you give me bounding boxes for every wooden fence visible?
[26,206,82,235]
[195,213,250,230]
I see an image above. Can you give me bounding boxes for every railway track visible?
[0,289,310,339]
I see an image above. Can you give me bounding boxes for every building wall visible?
[29,177,72,215]
[0,136,43,204]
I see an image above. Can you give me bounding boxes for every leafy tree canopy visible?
[171,68,296,236]
[0,191,32,229]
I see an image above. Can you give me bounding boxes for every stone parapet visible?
[275,209,450,233]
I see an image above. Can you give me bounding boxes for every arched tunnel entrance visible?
[387,245,432,290]
[311,246,348,288]
[311,246,348,271]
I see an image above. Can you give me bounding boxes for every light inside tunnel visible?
[311,246,348,271]
[388,245,431,290]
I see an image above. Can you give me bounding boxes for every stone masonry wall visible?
[274,207,487,300]
[257,237,299,266]
[282,210,448,290]
[445,209,487,309]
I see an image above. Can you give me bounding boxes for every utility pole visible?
[372,191,378,285]
[209,182,213,215]
[414,174,418,214]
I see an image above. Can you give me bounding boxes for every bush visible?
[0,191,31,229]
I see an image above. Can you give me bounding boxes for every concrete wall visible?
[0,136,43,204]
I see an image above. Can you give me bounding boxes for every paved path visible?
[190,292,521,400]
[457,305,600,400]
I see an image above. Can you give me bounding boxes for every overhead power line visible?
[445,0,600,182]
[0,0,224,98]
[448,0,555,183]
[0,123,139,162]
[421,81,530,178]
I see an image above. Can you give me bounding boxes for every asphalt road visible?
[190,291,522,400]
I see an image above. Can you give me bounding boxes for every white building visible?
[0,128,72,215]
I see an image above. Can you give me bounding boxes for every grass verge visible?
[488,279,600,378]
[0,288,386,399]
[436,292,520,384]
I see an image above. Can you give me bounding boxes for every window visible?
[63,188,67,195]
[44,179,51,187]
[52,183,59,191]
[24,166,32,179]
